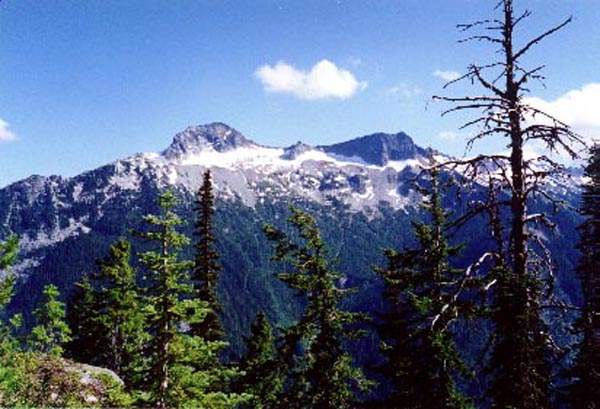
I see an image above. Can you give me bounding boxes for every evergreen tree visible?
[65,274,100,364]
[486,265,551,409]
[138,191,244,408]
[375,170,470,409]
[67,239,147,387]
[568,144,600,408]
[237,311,282,408]
[264,207,372,409]
[94,238,146,386]
[0,235,18,271]
[28,284,72,356]
[0,275,21,355]
[192,169,225,342]
[0,236,20,354]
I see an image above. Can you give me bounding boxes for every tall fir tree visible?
[93,238,147,386]
[67,239,147,387]
[138,191,244,408]
[65,274,101,364]
[375,170,470,409]
[568,144,600,408]
[192,169,225,342]
[264,207,373,409]
[28,284,72,356]
[237,311,282,408]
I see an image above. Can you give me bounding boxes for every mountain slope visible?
[1,122,431,270]
[0,122,583,356]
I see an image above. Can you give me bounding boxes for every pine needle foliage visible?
[375,169,471,409]
[0,238,20,355]
[264,207,373,409]
[486,264,551,409]
[65,275,100,364]
[0,275,21,356]
[28,284,71,357]
[66,239,147,388]
[192,169,225,343]
[237,311,282,408]
[0,235,18,271]
[138,190,203,407]
[92,238,147,386]
[138,190,245,408]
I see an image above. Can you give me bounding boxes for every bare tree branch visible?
[513,17,573,61]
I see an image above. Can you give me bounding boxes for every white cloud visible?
[438,131,460,141]
[0,119,17,142]
[386,82,422,98]
[433,69,461,82]
[255,60,367,100]
[524,83,600,144]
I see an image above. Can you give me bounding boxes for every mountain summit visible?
[162,122,255,159]
[162,124,424,167]
[322,132,426,166]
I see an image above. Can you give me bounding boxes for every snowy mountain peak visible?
[321,131,425,166]
[162,122,255,159]
[0,122,583,275]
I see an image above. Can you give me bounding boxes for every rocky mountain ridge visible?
[0,123,429,276]
[0,122,584,356]
[0,122,583,268]
[1,122,428,230]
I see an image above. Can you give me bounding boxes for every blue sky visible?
[1,0,599,187]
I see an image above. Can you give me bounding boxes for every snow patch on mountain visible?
[72,182,84,201]
[109,173,140,191]
[20,218,91,253]
[177,144,424,173]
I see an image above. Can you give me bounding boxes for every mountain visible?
[163,123,257,158]
[0,123,429,244]
[0,122,584,356]
[158,123,430,210]
[321,131,427,166]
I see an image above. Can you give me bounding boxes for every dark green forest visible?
[0,1,598,408]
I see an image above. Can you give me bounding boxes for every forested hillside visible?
[0,0,598,407]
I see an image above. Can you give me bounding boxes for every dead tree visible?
[433,1,585,408]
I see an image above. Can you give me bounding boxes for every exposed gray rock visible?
[321,132,426,166]
[162,122,255,159]
[66,362,124,387]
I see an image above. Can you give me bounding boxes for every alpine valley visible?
[0,122,584,357]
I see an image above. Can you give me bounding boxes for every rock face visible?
[0,122,436,309]
[162,122,256,159]
[67,362,124,387]
[282,142,313,160]
[0,123,432,234]
[321,132,427,166]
